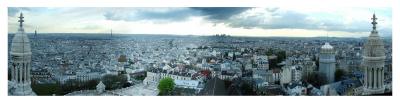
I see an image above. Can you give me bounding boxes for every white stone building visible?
[280,65,302,85]
[143,68,192,85]
[319,42,336,83]
[9,13,36,96]
[174,79,202,92]
[254,55,269,70]
[362,13,386,95]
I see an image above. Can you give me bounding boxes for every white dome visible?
[363,30,385,58]
[321,42,333,50]
[363,13,384,58]
[10,30,32,56]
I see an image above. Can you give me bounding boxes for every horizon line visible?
[7,32,392,38]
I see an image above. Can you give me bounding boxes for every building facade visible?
[143,68,193,85]
[280,65,302,85]
[254,55,269,70]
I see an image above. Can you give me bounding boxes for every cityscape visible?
[8,7,392,96]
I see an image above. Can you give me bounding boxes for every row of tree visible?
[302,68,347,88]
[31,79,99,95]
[31,74,129,95]
[265,48,286,69]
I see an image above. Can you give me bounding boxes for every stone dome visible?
[363,31,385,58]
[363,13,385,58]
[10,30,32,57]
[321,42,333,50]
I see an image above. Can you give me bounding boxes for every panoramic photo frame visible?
[7,7,392,96]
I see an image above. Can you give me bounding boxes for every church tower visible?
[9,13,36,95]
[362,13,386,95]
[319,42,336,83]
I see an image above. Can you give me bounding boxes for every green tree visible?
[304,72,327,88]
[335,69,347,82]
[102,74,128,90]
[31,83,63,95]
[62,79,80,93]
[87,79,100,90]
[313,56,320,69]
[265,49,274,56]
[157,77,175,95]
[276,50,286,62]
[240,82,256,95]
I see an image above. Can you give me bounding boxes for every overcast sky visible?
[8,7,392,37]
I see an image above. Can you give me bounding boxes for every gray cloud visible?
[80,25,103,30]
[102,7,391,35]
[227,8,319,30]
[190,7,253,21]
[8,7,32,17]
[224,8,391,35]
[323,20,369,32]
[104,8,200,23]
[103,7,252,23]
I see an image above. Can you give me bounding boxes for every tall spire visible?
[35,26,38,37]
[371,13,378,33]
[9,12,36,96]
[362,13,386,95]
[18,13,24,28]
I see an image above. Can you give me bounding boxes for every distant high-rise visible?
[34,27,37,37]
[9,13,36,95]
[362,13,385,95]
[319,42,336,83]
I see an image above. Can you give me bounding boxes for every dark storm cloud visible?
[103,7,252,23]
[190,7,253,21]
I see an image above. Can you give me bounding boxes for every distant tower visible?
[9,13,36,95]
[362,13,385,95]
[111,29,113,37]
[34,27,37,37]
[319,42,336,83]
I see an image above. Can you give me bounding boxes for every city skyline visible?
[8,7,392,37]
[8,11,392,96]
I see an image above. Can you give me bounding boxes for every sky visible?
[8,7,392,37]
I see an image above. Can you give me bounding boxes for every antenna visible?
[326,31,328,43]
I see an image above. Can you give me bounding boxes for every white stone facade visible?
[362,14,386,95]
[280,66,302,85]
[9,13,36,96]
[143,69,192,85]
